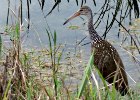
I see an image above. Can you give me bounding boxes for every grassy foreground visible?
[0,22,140,100]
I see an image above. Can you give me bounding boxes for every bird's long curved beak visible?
[63,11,80,25]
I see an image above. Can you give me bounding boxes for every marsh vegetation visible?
[0,0,140,99]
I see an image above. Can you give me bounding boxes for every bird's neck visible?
[87,14,102,44]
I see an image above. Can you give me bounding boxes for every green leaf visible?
[68,25,79,30]
[78,53,94,98]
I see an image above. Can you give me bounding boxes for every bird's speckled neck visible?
[87,11,102,44]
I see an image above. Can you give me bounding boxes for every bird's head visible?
[63,6,92,25]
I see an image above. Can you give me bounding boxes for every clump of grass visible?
[76,50,139,100]
[77,52,116,100]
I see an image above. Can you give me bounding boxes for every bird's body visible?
[64,6,129,95]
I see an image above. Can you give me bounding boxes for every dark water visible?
[0,0,140,87]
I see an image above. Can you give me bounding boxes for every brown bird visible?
[63,6,129,96]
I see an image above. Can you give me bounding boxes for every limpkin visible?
[63,6,129,96]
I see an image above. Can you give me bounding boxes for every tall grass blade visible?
[78,53,94,98]
[57,48,64,65]
[54,31,57,47]
[91,70,101,100]
[15,23,20,40]
[95,68,111,99]
[92,0,96,6]
[27,0,30,29]
[3,79,12,99]
[76,0,78,5]
[27,86,32,100]
[6,0,10,25]
[46,29,52,55]
[45,0,61,17]
[133,0,139,18]
[0,35,2,57]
